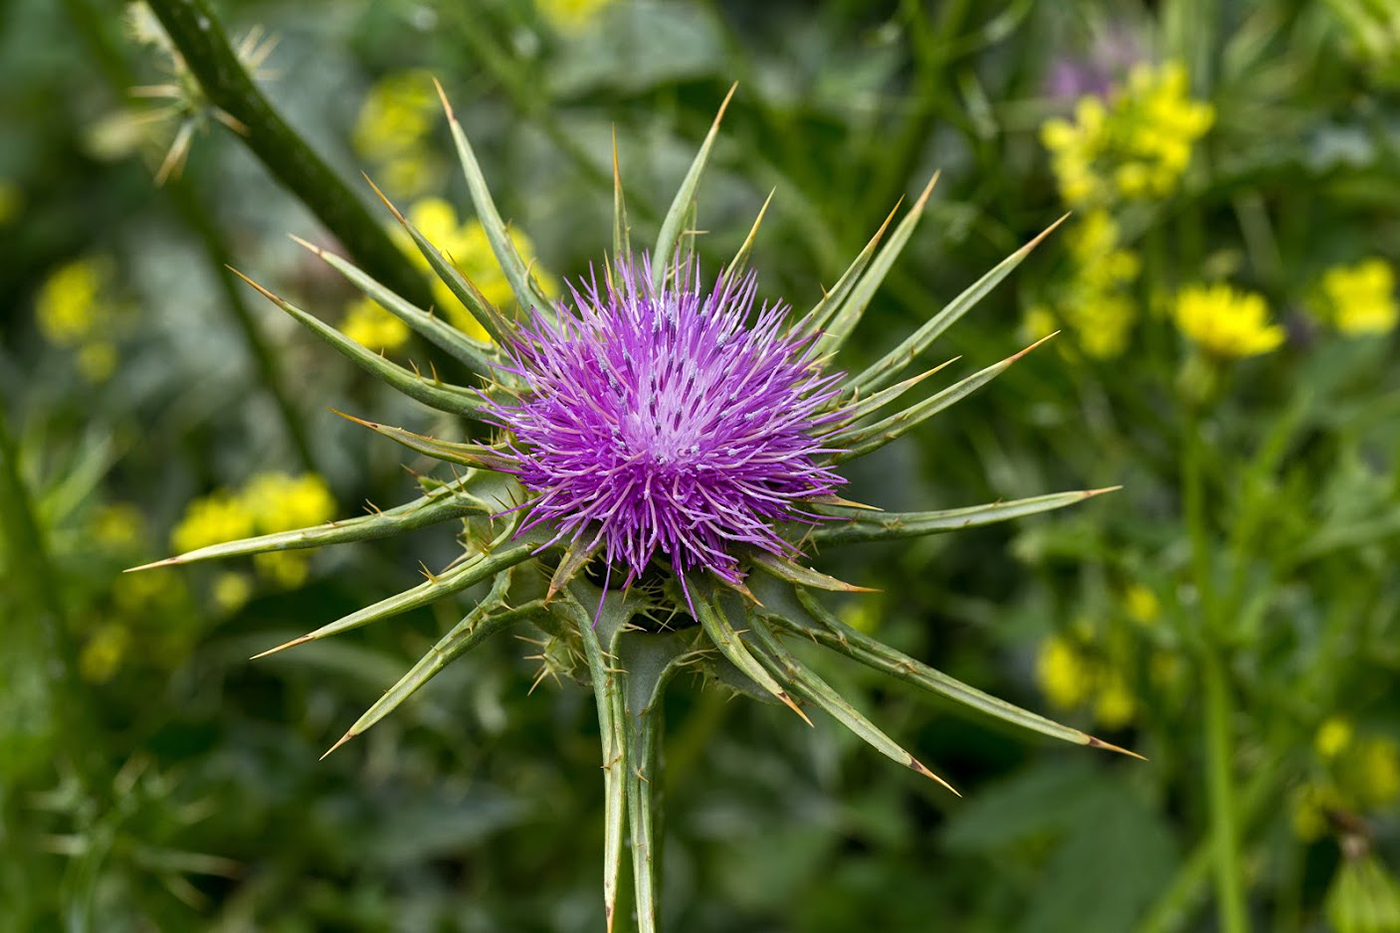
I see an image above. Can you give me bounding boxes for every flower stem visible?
[143,0,433,311]
[1202,648,1248,933]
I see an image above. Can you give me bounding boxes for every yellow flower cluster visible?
[396,197,557,342]
[353,70,445,198]
[35,257,120,382]
[1041,61,1214,208]
[172,472,336,593]
[1293,718,1400,841]
[1035,633,1137,730]
[1173,283,1285,358]
[341,295,411,353]
[537,0,616,33]
[1021,210,1141,359]
[1317,258,1398,337]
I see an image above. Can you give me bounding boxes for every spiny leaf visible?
[321,584,543,759]
[807,487,1120,546]
[723,188,773,286]
[833,358,958,426]
[331,410,513,470]
[849,214,1068,396]
[229,269,484,417]
[795,200,901,339]
[435,78,555,319]
[652,83,736,291]
[612,126,631,266]
[746,615,958,795]
[831,333,1055,463]
[749,552,877,593]
[364,176,517,347]
[548,538,601,601]
[250,541,538,659]
[758,581,1141,759]
[690,580,812,726]
[127,480,490,574]
[288,234,501,377]
[815,171,941,355]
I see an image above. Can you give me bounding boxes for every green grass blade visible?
[848,214,1067,396]
[808,487,1120,546]
[229,269,484,416]
[831,335,1053,463]
[815,172,940,356]
[746,615,957,794]
[435,80,555,319]
[288,234,501,377]
[127,480,486,572]
[250,541,537,659]
[651,84,736,290]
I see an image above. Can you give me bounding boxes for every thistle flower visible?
[132,83,1132,930]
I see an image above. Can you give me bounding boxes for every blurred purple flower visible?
[1044,29,1144,102]
[487,255,847,594]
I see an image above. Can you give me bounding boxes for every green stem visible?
[143,0,432,311]
[1202,649,1248,933]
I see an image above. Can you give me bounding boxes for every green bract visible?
[131,82,1130,932]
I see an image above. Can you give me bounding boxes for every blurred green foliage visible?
[5,0,1400,930]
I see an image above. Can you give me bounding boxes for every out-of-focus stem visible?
[144,0,433,311]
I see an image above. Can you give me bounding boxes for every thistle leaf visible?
[746,615,958,794]
[652,83,736,291]
[331,411,513,470]
[251,541,538,659]
[321,580,543,759]
[807,487,1120,546]
[229,269,485,416]
[690,580,812,726]
[127,479,488,572]
[288,234,501,377]
[756,580,1141,758]
[723,188,773,286]
[749,552,877,592]
[364,177,518,347]
[548,537,601,601]
[435,79,555,319]
[830,334,1055,463]
[833,358,958,426]
[848,214,1068,396]
[815,171,940,355]
[612,126,631,265]
[795,201,901,340]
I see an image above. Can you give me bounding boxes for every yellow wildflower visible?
[1124,584,1160,626]
[342,296,411,353]
[36,257,109,346]
[213,572,254,612]
[353,70,438,165]
[253,551,310,589]
[1063,290,1136,360]
[113,569,183,613]
[77,341,117,383]
[1094,673,1137,730]
[241,472,336,534]
[1317,717,1355,761]
[172,492,255,554]
[1173,283,1285,358]
[1319,258,1398,337]
[1353,738,1400,808]
[92,502,146,549]
[537,0,616,33]
[1020,304,1058,343]
[80,622,131,684]
[1036,635,1094,710]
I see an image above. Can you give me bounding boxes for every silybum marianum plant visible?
[132,83,1135,930]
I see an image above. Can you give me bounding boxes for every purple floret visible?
[486,254,847,591]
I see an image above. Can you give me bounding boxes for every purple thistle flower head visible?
[486,253,847,590]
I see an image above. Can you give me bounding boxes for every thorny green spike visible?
[834,357,958,427]
[612,126,631,266]
[250,540,538,660]
[652,83,736,291]
[724,188,773,286]
[689,580,813,726]
[288,233,501,377]
[746,615,960,795]
[808,487,1121,546]
[126,479,485,572]
[228,268,485,416]
[796,200,902,340]
[749,552,878,593]
[831,333,1057,463]
[331,411,514,470]
[849,213,1069,397]
[321,579,542,759]
[816,171,941,356]
[766,582,1143,759]
[364,176,517,347]
[548,538,601,601]
[435,78,556,320]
